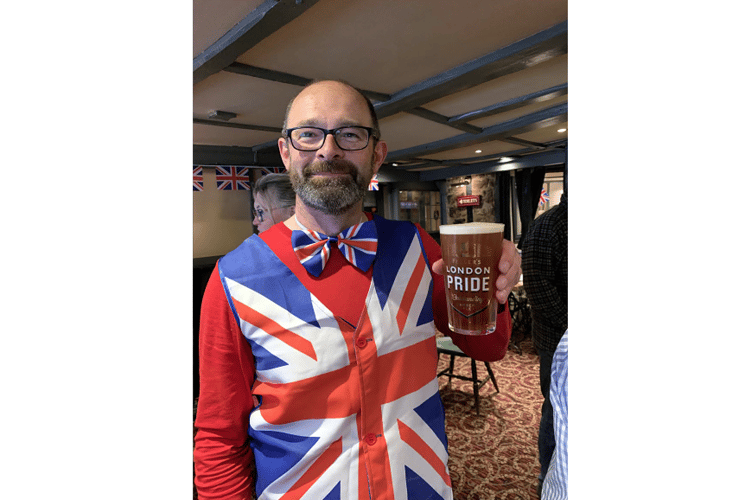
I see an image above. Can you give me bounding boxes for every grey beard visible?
[290,159,373,215]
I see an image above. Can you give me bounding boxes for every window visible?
[535,171,564,219]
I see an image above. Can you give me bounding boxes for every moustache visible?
[303,159,359,179]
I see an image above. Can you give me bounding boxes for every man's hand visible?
[431,238,522,304]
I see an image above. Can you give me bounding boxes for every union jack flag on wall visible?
[193,167,203,191]
[539,187,550,206]
[368,174,379,191]
[259,166,286,175]
[216,166,251,190]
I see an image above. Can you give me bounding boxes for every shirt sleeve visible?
[194,265,257,500]
[416,224,511,362]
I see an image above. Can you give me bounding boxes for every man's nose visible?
[316,132,344,161]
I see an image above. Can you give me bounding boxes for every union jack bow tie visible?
[292,217,378,277]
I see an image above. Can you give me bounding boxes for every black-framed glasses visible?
[252,208,267,222]
[284,126,377,151]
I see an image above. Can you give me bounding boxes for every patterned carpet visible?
[439,337,543,500]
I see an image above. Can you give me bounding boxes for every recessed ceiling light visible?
[557,128,567,133]
[475,149,482,154]
[499,157,513,163]
[392,163,398,166]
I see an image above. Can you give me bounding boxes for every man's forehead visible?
[288,82,370,125]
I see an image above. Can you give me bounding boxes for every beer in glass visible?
[439,222,504,336]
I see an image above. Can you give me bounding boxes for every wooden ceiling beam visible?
[193,119,279,133]
[193,0,323,85]
[385,102,567,163]
[193,145,283,166]
[448,83,568,125]
[373,21,567,119]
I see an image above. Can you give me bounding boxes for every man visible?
[521,190,568,497]
[194,80,521,500]
[252,173,296,233]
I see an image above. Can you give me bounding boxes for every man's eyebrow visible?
[293,118,321,127]
[291,119,365,128]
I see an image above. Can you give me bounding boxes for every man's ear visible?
[371,140,388,174]
[278,137,291,170]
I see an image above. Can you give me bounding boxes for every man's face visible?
[278,82,387,215]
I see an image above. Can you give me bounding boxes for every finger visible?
[497,239,517,274]
[496,274,510,295]
[431,258,445,275]
[499,259,511,274]
[496,289,510,304]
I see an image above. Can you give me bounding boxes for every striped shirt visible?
[542,330,568,500]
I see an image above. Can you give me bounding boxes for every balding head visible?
[282,80,380,140]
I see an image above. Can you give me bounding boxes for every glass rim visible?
[439,222,505,235]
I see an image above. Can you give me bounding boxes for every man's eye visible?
[296,129,323,139]
[338,128,367,140]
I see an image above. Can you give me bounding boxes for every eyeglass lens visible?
[289,127,370,151]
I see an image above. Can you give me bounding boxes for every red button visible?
[364,433,377,445]
[355,337,368,349]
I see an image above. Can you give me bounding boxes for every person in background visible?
[252,172,296,233]
[521,190,568,498]
[541,330,568,500]
[193,79,521,500]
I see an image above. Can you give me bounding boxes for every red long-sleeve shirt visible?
[194,219,510,499]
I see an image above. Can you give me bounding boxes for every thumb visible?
[431,258,445,275]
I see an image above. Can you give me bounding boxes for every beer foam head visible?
[439,222,504,235]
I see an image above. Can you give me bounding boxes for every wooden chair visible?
[436,336,499,415]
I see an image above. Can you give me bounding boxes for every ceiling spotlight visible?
[208,110,237,121]
[475,149,482,154]
[392,163,398,167]
[557,128,567,133]
[499,157,513,163]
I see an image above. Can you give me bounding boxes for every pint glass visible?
[439,222,504,336]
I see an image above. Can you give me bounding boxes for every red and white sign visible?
[457,195,481,207]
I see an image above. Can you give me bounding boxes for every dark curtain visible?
[498,172,512,241]
[515,166,546,248]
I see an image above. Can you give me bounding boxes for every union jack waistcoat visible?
[218,216,453,500]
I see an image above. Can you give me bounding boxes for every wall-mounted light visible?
[449,175,472,187]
